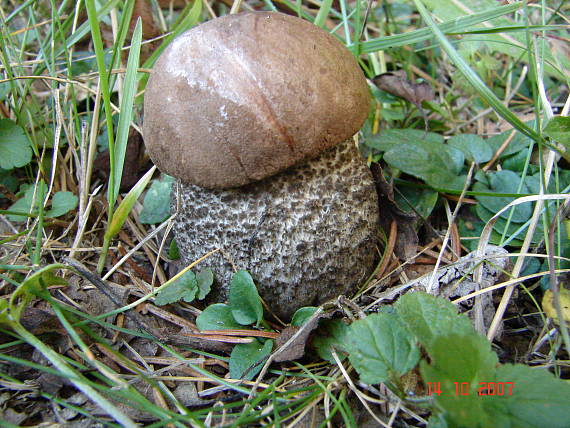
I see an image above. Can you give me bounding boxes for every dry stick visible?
[483,196,568,340]
[482,129,516,172]
[102,214,175,281]
[426,163,474,294]
[245,305,330,403]
[547,200,570,353]
[229,0,243,14]
[486,47,564,341]
[331,350,391,428]
[66,257,166,341]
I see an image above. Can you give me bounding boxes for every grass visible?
[0,0,569,426]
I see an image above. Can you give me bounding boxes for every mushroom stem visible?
[173,140,380,319]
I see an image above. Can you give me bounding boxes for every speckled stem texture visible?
[173,140,380,319]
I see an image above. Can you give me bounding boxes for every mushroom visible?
[143,12,380,319]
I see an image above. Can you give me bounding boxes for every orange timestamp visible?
[427,382,515,396]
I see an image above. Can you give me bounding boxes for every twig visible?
[66,257,165,341]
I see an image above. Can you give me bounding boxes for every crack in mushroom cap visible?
[143,11,370,189]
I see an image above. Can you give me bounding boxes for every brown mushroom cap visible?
[143,11,370,189]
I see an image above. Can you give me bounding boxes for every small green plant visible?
[154,267,213,306]
[316,292,570,428]
[185,271,570,426]
[139,174,174,224]
[196,270,273,380]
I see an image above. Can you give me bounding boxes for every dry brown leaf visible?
[273,311,331,362]
[372,70,435,109]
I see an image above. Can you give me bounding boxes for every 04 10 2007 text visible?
[426,382,515,396]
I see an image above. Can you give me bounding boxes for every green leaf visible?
[10,264,67,322]
[105,165,156,240]
[229,270,263,326]
[544,116,570,151]
[0,119,32,170]
[196,303,242,331]
[168,238,180,260]
[312,319,350,363]
[447,134,493,164]
[46,191,78,218]
[196,269,213,300]
[420,334,499,428]
[370,129,467,191]
[394,185,438,218]
[154,270,198,306]
[291,307,318,327]
[7,181,47,222]
[396,292,474,354]
[229,339,273,380]
[473,170,533,223]
[475,203,543,246]
[487,128,533,159]
[139,175,174,224]
[347,312,420,385]
[494,364,570,428]
[366,129,443,152]
[0,168,18,195]
[110,18,142,205]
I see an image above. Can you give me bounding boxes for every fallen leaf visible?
[372,70,435,109]
[273,310,331,362]
[373,70,435,131]
[542,287,570,325]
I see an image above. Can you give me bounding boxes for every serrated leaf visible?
[347,312,420,385]
[448,134,493,164]
[154,270,197,306]
[494,364,570,428]
[196,303,242,331]
[229,270,263,326]
[291,307,318,327]
[139,175,174,224]
[229,339,273,380]
[544,116,570,150]
[46,191,78,218]
[396,292,474,353]
[0,119,33,170]
[196,269,213,300]
[312,319,350,363]
[420,333,499,428]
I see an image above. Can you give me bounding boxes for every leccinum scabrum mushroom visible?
[143,12,380,319]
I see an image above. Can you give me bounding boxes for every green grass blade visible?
[411,0,540,142]
[314,0,333,28]
[97,165,156,272]
[357,2,522,54]
[106,0,136,98]
[140,0,203,89]
[106,165,156,241]
[111,18,142,204]
[85,0,116,210]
